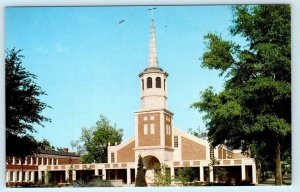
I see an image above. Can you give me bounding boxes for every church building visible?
[7,16,257,186]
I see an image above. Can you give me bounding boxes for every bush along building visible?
[6,16,257,187]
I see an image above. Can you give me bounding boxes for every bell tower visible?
[134,12,174,163]
[139,18,168,111]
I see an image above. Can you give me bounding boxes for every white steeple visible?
[148,18,159,68]
[138,13,168,111]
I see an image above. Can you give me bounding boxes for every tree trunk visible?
[275,140,282,185]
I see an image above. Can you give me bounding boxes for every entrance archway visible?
[142,155,160,184]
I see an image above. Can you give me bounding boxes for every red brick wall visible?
[138,113,160,146]
[117,141,135,162]
[181,137,206,160]
[57,158,80,165]
[6,165,38,170]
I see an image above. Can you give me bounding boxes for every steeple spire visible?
[148,13,159,68]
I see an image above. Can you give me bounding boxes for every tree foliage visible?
[177,164,195,185]
[192,5,290,185]
[71,115,123,163]
[135,155,147,187]
[6,48,51,157]
[153,163,171,186]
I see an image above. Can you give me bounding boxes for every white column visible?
[200,165,204,182]
[25,171,29,182]
[209,166,214,182]
[95,169,99,176]
[241,165,246,181]
[252,165,257,184]
[46,158,49,165]
[12,157,15,165]
[170,167,175,179]
[38,171,42,181]
[65,170,69,182]
[72,170,76,181]
[13,171,17,182]
[31,171,35,182]
[127,168,131,184]
[6,171,9,182]
[102,169,106,180]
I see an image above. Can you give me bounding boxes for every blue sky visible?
[5,5,238,150]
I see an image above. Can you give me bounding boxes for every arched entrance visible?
[142,155,160,184]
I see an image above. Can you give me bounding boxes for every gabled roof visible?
[38,149,80,157]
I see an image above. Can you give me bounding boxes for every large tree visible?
[192,5,290,185]
[6,48,51,157]
[71,115,123,163]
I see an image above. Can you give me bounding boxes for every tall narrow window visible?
[8,156,13,164]
[150,124,155,134]
[164,79,166,90]
[43,158,47,165]
[16,172,20,182]
[28,172,32,182]
[27,157,31,165]
[142,79,144,90]
[15,157,20,165]
[111,153,115,163]
[22,171,25,181]
[38,158,42,165]
[147,77,152,88]
[166,124,170,135]
[174,136,178,147]
[156,77,161,88]
[144,124,148,135]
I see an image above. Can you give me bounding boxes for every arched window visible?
[142,79,144,90]
[147,77,152,88]
[156,77,161,88]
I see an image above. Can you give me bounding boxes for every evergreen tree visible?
[135,155,147,187]
[192,5,290,185]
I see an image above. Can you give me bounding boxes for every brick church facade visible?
[6,16,257,186]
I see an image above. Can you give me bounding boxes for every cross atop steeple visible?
[148,8,159,68]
